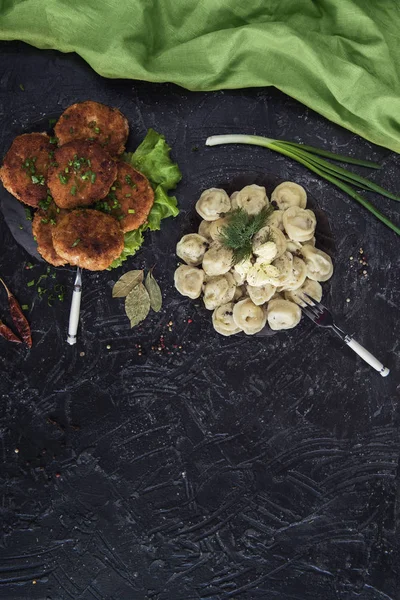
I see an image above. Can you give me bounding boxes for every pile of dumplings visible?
[174,182,333,336]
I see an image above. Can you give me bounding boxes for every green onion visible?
[41,218,49,224]
[22,304,29,311]
[206,134,400,236]
[25,208,32,221]
[91,172,96,183]
[49,136,58,144]
[19,225,23,230]
[19,83,24,91]
[69,127,74,134]
[27,280,35,287]
[48,118,57,127]
[70,185,77,196]
[94,127,101,134]
[128,209,135,214]
[59,173,69,184]
[71,238,80,247]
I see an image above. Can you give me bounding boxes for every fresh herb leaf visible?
[220,206,273,263]
[112,270,144,298]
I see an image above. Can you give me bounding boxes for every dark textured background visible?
[0,42,399,600]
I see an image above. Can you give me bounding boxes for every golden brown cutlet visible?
[32,201,68,267]
[47,140,117,209]
[0,133,53,207]
[101,162,154,233]
[52,209,124,271]
[54,100,129,157]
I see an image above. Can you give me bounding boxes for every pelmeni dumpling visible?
[267,298,301,331]
[212,303,242,336]
[302,236,316,247]
[247,283,277,305]
[271,182,307,210]
[268,209,285,231]
[198,220,213,241]
[231,185,268,215]
[286,239,302,252]
[271,251,294,287]
[281,256,307,291]
[253,225,287,259]
[300,245,333,282]
[283,206,316,242]
[233,298,267,335]
[203,273,236,310]
[285,279,322,306]
[231,268,246,286]
[209,217,230,241]
[176,233,209,266]
[246,260,281,287]
[174,265,205,299]
[196,188,231,221]
[233,285,246,301]
[202,242,233,276]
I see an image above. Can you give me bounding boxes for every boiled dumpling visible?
[176,233,209,266]
[271,251,294,287]
[212,303,242,336]
[233,258,253,282]
[300,245,333,282]
[196,188,231,221]
[253,225,287,259]
[233,298,267,334]
[283,206,316,242]
[247,283,277,305]
[285,279,322,306]
[268,209,285,231]
[203,273,236,310]
[253,240,277,263]
[271,182,307,210]
[209,216,230,241]
[174,265,205,299]
[202,242,233,276]
[280,256,307,291]
[267,298,301,330]
[231,184,268,215]
[198,220,213,241]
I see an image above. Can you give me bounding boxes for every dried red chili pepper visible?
[0,319,22,343]
[0,278,32,348]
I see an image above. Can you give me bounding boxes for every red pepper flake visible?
[55,472,61,478]
[187,319,193,324]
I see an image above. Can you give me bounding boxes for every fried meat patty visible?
[0,133,53,207]
[102,162,154,233]
[52,209,124,271]
[47,140,117,209]
[54,101,129,156]
[32,200,68,267]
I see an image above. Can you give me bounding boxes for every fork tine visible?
[300,295,322,317]
[301,305,318,322]
[302,292,326,312]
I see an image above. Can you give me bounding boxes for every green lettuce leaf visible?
[124,128,182,191]
[110,129,181,269]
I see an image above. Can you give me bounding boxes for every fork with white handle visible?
[300,293,390,377]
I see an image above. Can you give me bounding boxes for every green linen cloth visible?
[1,0,400,152]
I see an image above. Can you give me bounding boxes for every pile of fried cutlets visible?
[0,101,155,270]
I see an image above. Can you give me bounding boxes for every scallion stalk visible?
[205,134,400,236]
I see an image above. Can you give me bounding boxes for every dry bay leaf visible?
[125,283,150,328]
[144,271,162,312]
[112,270,144,298]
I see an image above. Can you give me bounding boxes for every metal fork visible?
[300,293,390,377]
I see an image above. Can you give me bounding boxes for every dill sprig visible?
[220,205,273,263]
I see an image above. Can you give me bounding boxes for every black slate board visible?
[0,41,399,600]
